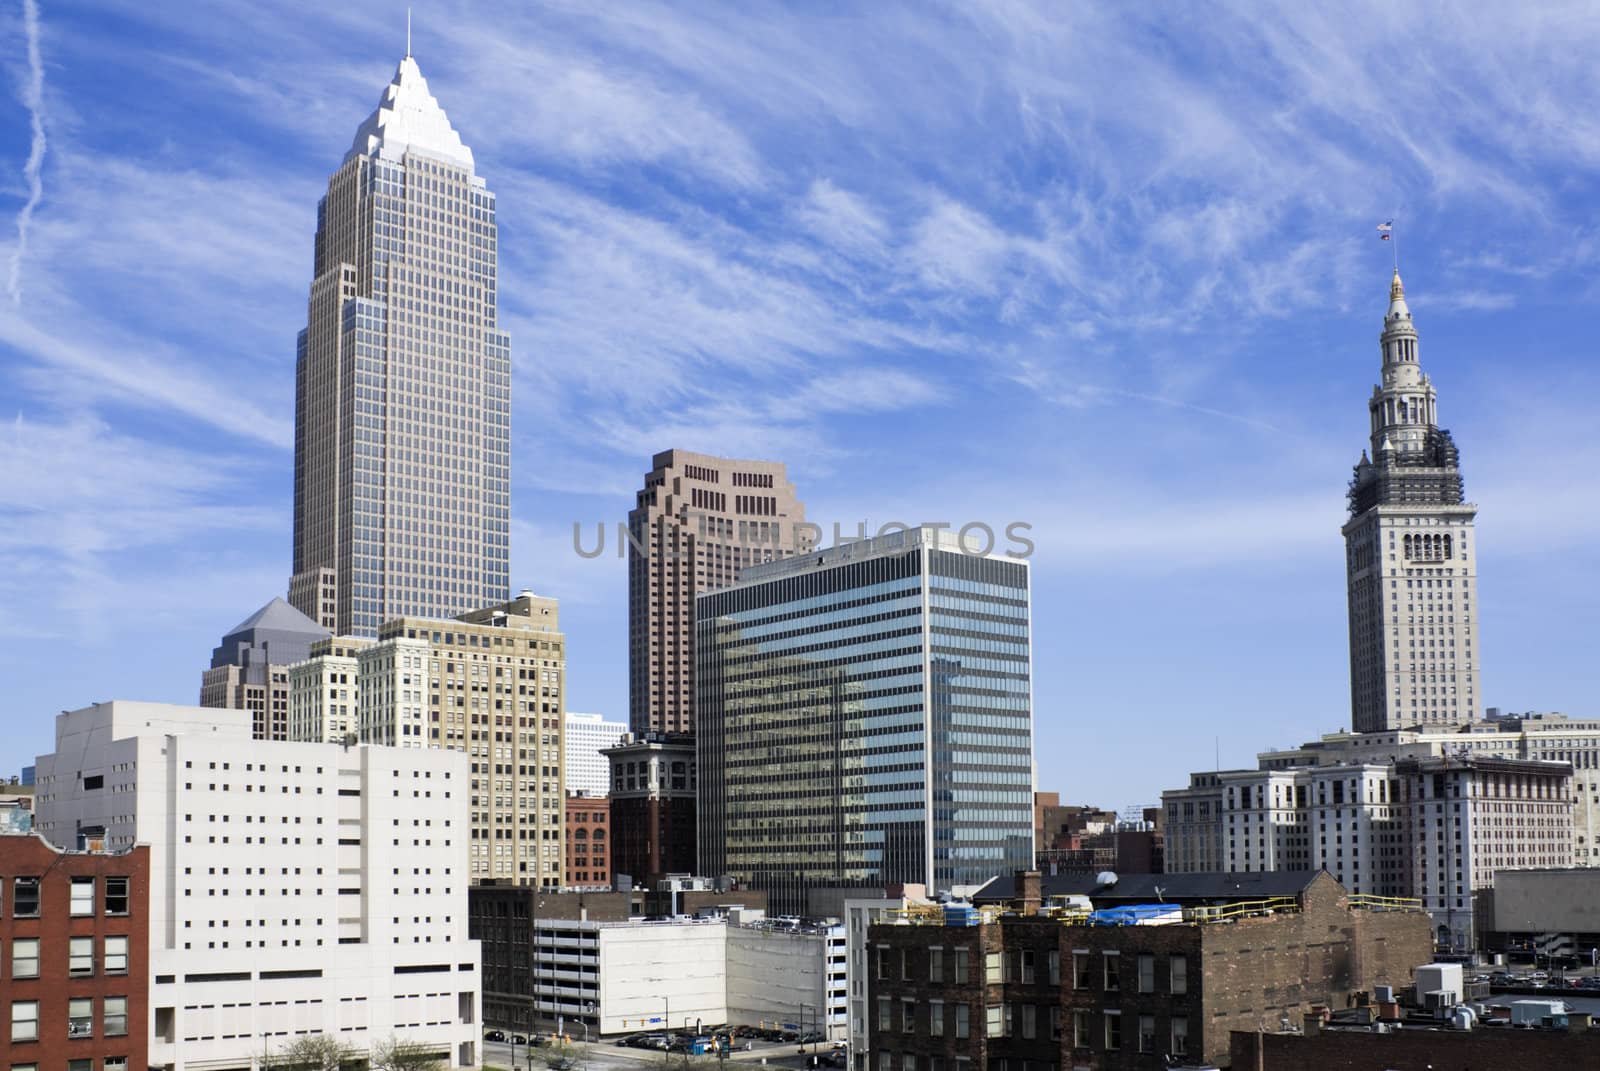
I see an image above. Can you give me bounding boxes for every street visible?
[483,1037,835,1071]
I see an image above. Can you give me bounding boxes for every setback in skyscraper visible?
[290,51,511,636]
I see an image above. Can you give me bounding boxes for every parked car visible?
[510,1035,528,1045]
[484,1030,507,1043]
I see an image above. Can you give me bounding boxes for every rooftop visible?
[975,869,1327,904]
[739,524,1026,584]
[221,596,328,640]
[347,55,477,173]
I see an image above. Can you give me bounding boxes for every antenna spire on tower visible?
[406,7,412,58]
[1376,217,1398,271]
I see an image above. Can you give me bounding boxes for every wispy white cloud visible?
[0,413,284,644]
[6,0,46,304]
[6,0,1600,801]
[793,179,889,260]
[1428,289,1516,313]
[1,315,293,450]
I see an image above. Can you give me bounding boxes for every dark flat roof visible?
[974,870,1328,905]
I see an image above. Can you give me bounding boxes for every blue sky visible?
[3,1,1599,807]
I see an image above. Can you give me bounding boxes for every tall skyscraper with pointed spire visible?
[289,51,510,637]
[1343,270,1481,732]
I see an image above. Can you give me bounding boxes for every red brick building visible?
[564,795,611,889]
[1231,1022,1600,1070]
[867,871,1431,1071]
[604,734,696,887]
[1,833,149,1071]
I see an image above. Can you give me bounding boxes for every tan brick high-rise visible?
[286,592,568,886]
[289,52,511,637]
[628,449,809,734]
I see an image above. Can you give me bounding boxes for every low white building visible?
[32,701,481,1071]
[475,902,847,1042]
[507,916,728,1037]
[726,919,847,1040]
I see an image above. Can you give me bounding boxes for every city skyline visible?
[3,3,1599,808]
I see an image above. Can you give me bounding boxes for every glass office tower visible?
[696,527,1034,913]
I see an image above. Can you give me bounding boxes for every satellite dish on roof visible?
[1096,871,1118,887]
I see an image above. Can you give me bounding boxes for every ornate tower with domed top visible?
[1343,271,1480,732]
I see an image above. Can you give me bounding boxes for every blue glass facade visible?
[696,530,1033,914]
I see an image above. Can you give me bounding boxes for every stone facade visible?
[628,449,808,736]
[1344,270,1481,732]
[1163,755,1573,949]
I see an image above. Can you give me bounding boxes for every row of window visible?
[2,936,129,979]
[8,1058,127,1071]
[10,996,129,1042]
[0,876,131,918]
[874,1006,1189,1055]
[876,946,1188,994]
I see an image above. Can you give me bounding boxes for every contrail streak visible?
[8,0,46,305]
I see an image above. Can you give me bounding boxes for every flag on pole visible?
[1377,220,1393,240]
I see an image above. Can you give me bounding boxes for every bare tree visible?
[537,1042,579,1070]
[260,1035,357,1071]
[371,1037,446,1071]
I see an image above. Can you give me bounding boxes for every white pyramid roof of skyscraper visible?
[346,55,475,171]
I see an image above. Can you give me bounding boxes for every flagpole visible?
[1393,214,1398,272]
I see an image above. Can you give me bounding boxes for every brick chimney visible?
[1013,869,1042,915]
